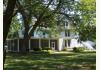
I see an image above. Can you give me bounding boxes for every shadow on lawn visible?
[4,52,96,70]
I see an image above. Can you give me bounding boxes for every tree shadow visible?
[4,52,96,70]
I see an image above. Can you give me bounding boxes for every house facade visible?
[5,37,72,52]
[5,23,80,52]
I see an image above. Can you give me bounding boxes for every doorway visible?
[51,42,55,50]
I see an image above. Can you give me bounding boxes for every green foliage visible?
[7,15,22,38]
[62,47,67,51]
[6,0,96,42]
[32,51,51,54]
[42,47,52,51]
[73,0,96,41]
[33,47,42,51]
[78,24,96,41]
[48,27,60,38]
[73,47,86,52]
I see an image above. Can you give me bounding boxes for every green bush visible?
[33,47,42,51]
[42,47,52,51]
[73,47,85,52]
[62,47,67,51]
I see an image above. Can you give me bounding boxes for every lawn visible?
[4,51,96,70]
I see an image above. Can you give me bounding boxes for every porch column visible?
[17,39,19,52]
[49,39,50,48]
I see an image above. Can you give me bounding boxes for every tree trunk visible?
[3,0,16,44]
[16,0,32,53]
[3,47,6,64]
[3,0,16,64]
[22,20,30,53]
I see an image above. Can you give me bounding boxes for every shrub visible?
[62,47,67,51]
[33,47,42,51]
[73,47,85,52]
[32,50,51,54]
[42,47,52,51]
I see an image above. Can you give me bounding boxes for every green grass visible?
[4,51,96,70]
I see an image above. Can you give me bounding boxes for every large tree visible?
[5,0,96,53]
[3,0,17,44]
[14,0,63,53]
[3,0,17,64]
[74,0,96,42]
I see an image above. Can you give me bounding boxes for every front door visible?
[51,42,55,50]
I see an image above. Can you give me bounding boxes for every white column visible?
[49,39,50,48]
[57,39,59,51]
